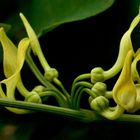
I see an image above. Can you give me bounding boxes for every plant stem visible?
[26,48,70,105]
[71,81,93,98]
[72,73,91,84]
[0,98,101,122]
[76,88,96,109]
[39,90,68,107]
[0,98,140,123]
[53,78,71,104]
[71,81,93,108]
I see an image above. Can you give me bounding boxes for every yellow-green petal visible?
[0,27,17,77]
[103,11,140,80]
[131,48,140,83]
[113,50,136,112]
[132,84,140,112]
[19,13,50,72]
[19,13,59,82]
[0,37,30,114]
[0,38,30,99]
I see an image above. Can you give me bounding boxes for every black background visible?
[39,0,133,90]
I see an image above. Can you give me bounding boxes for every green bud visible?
[44,68,59,81]
[91,82,107,96]
[88,96,93,104]
[91,67,104,83]
[32,85,46,93]
[25,91,42,104]
[90,96,109,112]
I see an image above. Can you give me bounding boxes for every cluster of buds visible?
[1,9,140,121]
[89,9,140,120]
[0,13,61,114]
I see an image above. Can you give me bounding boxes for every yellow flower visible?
[91,10,140,83]
[131,49,140,111]
[0,28,17,78]
[0,27,30,113]
[113,50,136,113]
[19,13,58,81]
[131,48,140,83]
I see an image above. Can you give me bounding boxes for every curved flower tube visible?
[0,27,42,114]
[90,50,140,119]
[0,28,17,78]
[91,11,140,83]
[19,13,58,82]
[130,49,140,112]
[131,48,140,83]
[113,50,136,113]
[19,13,71,102]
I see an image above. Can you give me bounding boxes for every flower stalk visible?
[0,9,140,122]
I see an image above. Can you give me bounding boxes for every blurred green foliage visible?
[4,0,114,39]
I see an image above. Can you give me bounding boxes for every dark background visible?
[30,1,140,139]
[1,0,140,140]
[34,1,140,139]
[39,0,134,90]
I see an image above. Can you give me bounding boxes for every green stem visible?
[105,91,112,99]
[0,98,102,122]
[71,81,93,100]
[17,77,30,97]
[100,105,124,120]
[103,46,133,81]
[75,88,96,109]
[72,86,83,108]
[116,114,140,123]
[26,47,53,88]
[103,11,140,80]
[26,48,66,92]
[0,98,140,123]
[39,90,68,107]
[26,48,72,108]
[53,78,71,104]
[72,73,91,84]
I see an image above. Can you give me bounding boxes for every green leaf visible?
[6,0,115,38]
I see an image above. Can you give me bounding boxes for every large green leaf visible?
[7,0,115,38]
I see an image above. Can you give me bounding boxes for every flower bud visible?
[32,85,46,93]
[44,68,59,81]
[113,51,136,113]
[90,96,109,112]
[91,67,104,83]
[25,91,42,104]
[91,82,107,96]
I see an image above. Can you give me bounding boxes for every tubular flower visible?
[131,49,140,112]
[0,28,17,78]
[91,10,140,84]
[0,27,31,114]
[131,48,140,83]
[113,47,140,113]
[113,50,136,113]
[19,13,58,82]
